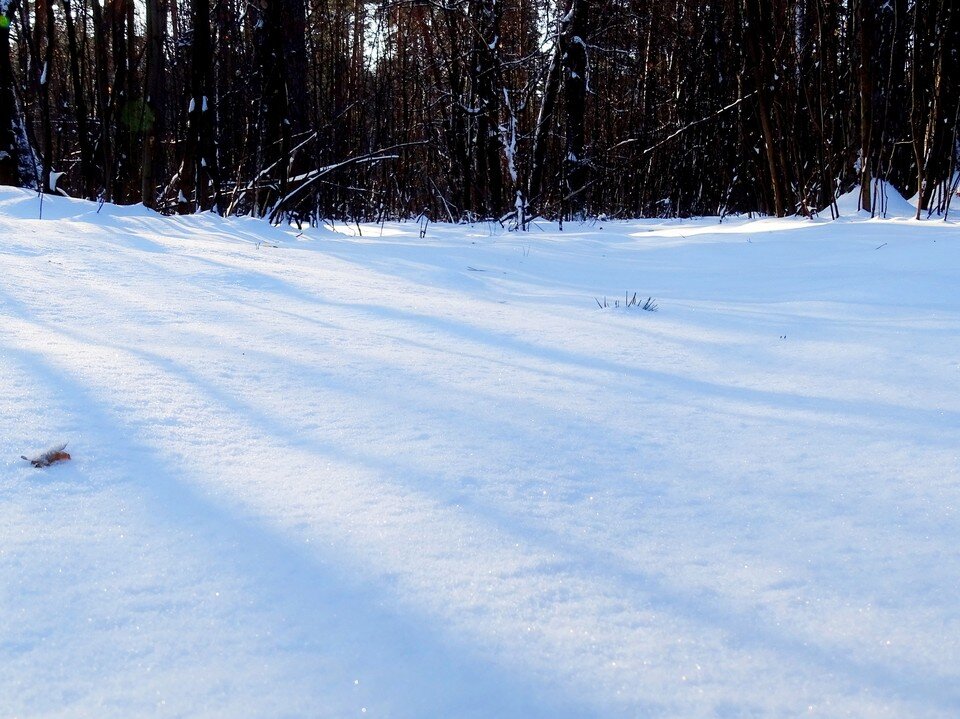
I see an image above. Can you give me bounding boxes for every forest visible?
[0,0,957,224]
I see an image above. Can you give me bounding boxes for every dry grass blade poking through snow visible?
[595,292,659,311]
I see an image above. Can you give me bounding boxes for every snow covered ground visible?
[1,186,958,718]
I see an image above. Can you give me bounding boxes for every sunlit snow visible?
[1,187,958,718]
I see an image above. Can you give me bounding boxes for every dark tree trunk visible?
[141,0,166,207]
[915,0,960,213]
[560,0,591,218]
[178,0,221,212]
[252,0,306,220]
[855,0,875,212]
[0,0,22,186]
[37,0,55,191]
[742,0,789,216]
[107,0,131,201]
[91,0,113,200]
[61,0,96,197]
[471,0,505,215]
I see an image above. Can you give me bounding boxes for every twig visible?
[624,91,759,156]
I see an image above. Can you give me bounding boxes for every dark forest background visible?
[0,0,957,225]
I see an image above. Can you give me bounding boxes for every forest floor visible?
[1,187,959,718]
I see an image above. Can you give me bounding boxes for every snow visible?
[834,182,919,219]
[48,169,65,193]
[1,187,959,718]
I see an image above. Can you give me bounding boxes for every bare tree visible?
[0,0,955,223]
[0,0,22,186]
[176,0,221,212]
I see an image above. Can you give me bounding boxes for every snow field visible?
[1,188,959,717]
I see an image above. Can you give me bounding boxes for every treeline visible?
[0,0,957,224]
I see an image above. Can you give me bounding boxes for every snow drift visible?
[1,188,959,718]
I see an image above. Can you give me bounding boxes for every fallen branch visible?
[268,141,429,224]
[612,91,758,156]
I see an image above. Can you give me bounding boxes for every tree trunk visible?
[61,0,96,197]
[742,0,789,216]
[178,0,221,213]
[252,0,306,221]
[855,0,874,213]
[141,0,165,207]
[0,0,23,186]
[561,0,591,218]
[471,0,505,215]
[37,0,54,191]
[90,0,113,201]
[916,0,960,213]
[528,14,564,207]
